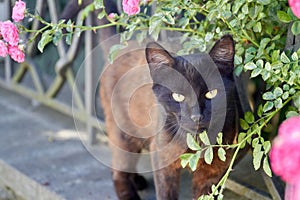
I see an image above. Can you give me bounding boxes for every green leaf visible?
[253,143,263,170]
[292,21,300,36]
[286,111,299,118]
[244,112,255,124]
[274,87,283,97]
[263,157,272,177]
[52,30,62,46]
[281,52,290,63]
[199,131,210,145]
[234,65,243,76]
[162,12,175,25]
[244,62,257,70]
[293,94,300,109]
[94,0,104,9]
[251,68,262,78]
[108,44,127,63]
[263,101,274,112]
[263,141,271,154]
[253,22,262,33]
[262,92,275,100]
[216,132,223,145]
[38,30,53,53]
[240,119,249,130]
[180,153,194,168]
[187,133,201,151]
[277,11,292,23]
[189,152,201,171]
[274,98,283,109]
[282,91,289,100]
[65,33,73,45]
[204,146,213,165]
[97,9,106,20]
[218,148,226,162]
[258,0,270,5]
[291,52,299,61]
[257,104,263,117]
[238,132,247,149]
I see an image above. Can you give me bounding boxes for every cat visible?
[100,35,241,200]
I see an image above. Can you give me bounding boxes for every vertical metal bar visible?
[85,14,96,145]
[5,57,11,84]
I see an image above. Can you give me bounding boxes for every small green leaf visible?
[291,52,299,61]
[218,148,226,162]
[245,112,255,124]
[277,11,292,23]
[240,119,249,130]
[180,153,194,168]
[286,111,299,118]
[199,131,210,145]
[244,62,257,70]
[262,92,275,100]
[274,87,283,97]
[189,152,201,171]
[292,21,300,36]
[281,52,290,63]
[187,133,201,151]
[257,104,263,117]
[263,141,271,154]
[38,30,53,53]
[251,68,262,78]
[65,33,73,45]
[263,101,274,112]
[108,44,127,63]
[94,0,104,9]
[253,143,263,170]
[216,132,223,145]
[263,157,272,177]
[274,98,283,109]
[204,146,213,165]
[97,9,106,20]
[293,93,300,109]
[253,22,262,33]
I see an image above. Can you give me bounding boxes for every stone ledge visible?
[0,160,64,200]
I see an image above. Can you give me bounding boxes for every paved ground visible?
[0,86,272,200]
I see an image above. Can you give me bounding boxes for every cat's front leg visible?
[150,139,183,200]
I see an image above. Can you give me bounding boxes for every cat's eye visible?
[205,89,218,99]
[172,93,185,102]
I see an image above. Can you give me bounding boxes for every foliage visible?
[21,0,300,199]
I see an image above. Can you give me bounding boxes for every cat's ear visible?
[209,35,235,67]
[145,42,174,73]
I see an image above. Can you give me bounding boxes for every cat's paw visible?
[132,174,148,190]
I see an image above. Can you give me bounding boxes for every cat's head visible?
[145,35,237,144]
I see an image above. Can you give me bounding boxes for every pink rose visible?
[270,116,300,184]
[8,45,25,63]
[12,0,26,22]
[289,0,300,18]
[122,0,140,16]
[285,183,300,200]
[0,40,8,57]
[0,21,19,46]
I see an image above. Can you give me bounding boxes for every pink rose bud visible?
[0,21,19,46]
[8,45,25,63]
[12,0,26,22]
[122,0,140,16]
[289,0,300,18]
[108,13,117,19]
[0,40,8,57]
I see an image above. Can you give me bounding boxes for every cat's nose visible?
[191,114,204,122]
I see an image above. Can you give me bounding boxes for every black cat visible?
[100,35,241,200]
